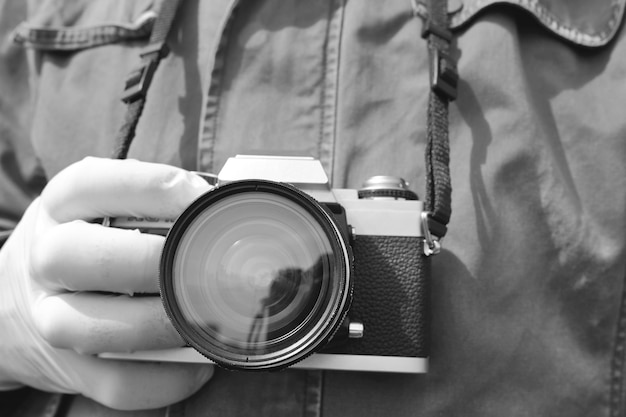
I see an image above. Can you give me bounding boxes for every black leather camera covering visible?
[326,235,429,358]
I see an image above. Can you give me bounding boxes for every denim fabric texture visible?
[1,0,625,415]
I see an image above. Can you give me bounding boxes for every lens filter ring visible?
[160,180,352,370]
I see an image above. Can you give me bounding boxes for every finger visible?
[55,351,213,411]
[41,157,212,223]
[33,292,183,354]
[32,220,163,294]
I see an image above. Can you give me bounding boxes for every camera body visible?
[106,155,429,373]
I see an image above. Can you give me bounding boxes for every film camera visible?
[106,155,430,373]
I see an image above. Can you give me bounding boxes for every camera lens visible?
[160,180,351,370]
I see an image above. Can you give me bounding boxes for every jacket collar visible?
[450,0,625,47]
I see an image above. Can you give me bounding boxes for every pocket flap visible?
[13,0,157,51]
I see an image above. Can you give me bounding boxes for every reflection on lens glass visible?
[167,186,347,367]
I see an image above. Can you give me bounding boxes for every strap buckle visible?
[121,43,169,104]
[412,0,459,101]
[121,59,158,103]
[430,48,458,101]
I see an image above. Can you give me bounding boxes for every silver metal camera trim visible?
[100,348,428,374]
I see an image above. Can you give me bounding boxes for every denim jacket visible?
[1,0,626,416]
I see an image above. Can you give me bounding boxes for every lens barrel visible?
[160,180,352,370]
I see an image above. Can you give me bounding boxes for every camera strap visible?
[113,0,183,159]
[416,0,457,255]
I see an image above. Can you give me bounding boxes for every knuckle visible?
[29,222,83,288]
[32,295,101,354]
[30,230,62,285]
[40,157,106,217]
[32,298,65,347]
[42,158,91,197]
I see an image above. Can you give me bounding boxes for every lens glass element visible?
[163,182,350,369]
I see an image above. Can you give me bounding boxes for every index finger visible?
[41,157,212,223]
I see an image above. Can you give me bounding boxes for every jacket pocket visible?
[11,0,159,177]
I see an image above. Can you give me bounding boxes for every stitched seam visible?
[329,0,345,186]
[317,8,331,170]
[609,270,626,417]
[198,3,240,173]
[318,0,345,184]
[449,0,625,47]
[304,370,323,417]
[13,20,154,50]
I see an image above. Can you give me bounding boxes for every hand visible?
[0,157,214,410]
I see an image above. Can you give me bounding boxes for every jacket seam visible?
[317,0,345,185]
[198,3,240,173]
[609,270,626,417]
[304,370,323,417]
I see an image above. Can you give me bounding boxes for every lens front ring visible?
[160,180,352,370]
